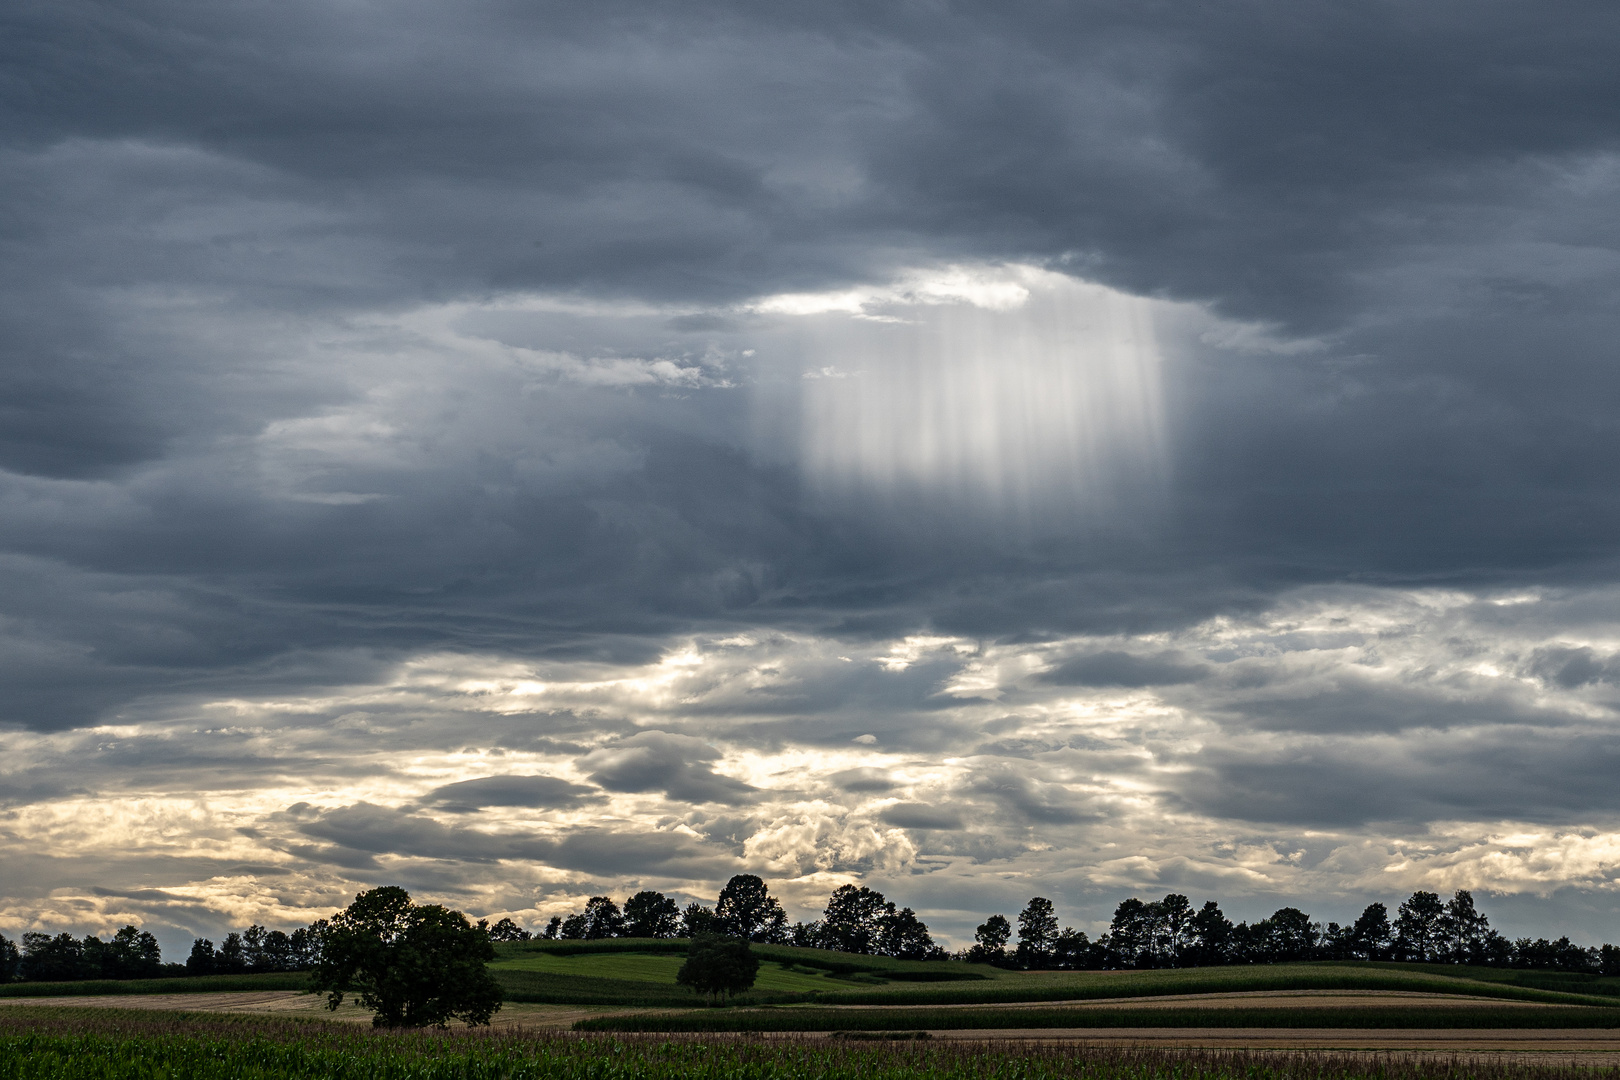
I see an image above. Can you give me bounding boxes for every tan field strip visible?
[910,1028,1620,1067]
[801,989,1571,1011]
[0,992,626,1029]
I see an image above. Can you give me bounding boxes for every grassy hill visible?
[5,940,1614,1015]
[491,939,1620,1009]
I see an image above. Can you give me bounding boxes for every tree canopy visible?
[715,874,788,943]
[310,886,502,1028]
[675,933,758,1001]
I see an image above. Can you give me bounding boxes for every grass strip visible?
[811,965,1618,1008]
[0,971,311,997]
[576,1004,1620,1033]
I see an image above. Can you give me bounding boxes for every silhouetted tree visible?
[311,886,501,1028]
[1015,897,1060,968]
[680,903,716,938]
[1155,894,1195,966]
[676,933,758,1001]
[0,935,19,983]
[1395,891,1445,961]
[1051,927,1094,969]
[186,939,217,974]
[789,920,824,948]
[1187,901,1234,966]
[820,885,891,954]
[558,913,589,940]
[540,916,562,940]
[715,875,788,943]
[581,896,624,939]
[20,933,90,982]
[622,891,681,939]
[1350,903,1392,960]
[1262,908,1318,962]
[216,932,247,973]
[1440,890,1492,963]
[487,918,530,943]
[967,914,1011,964]
[1107,899,1155,968]
[877,907,938,960]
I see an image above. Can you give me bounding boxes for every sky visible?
[2,0,1620,959]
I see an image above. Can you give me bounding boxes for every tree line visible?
[3,881,1616,984]
[517,879,1620,976]
[509,876,947,960]
[0,922,326,983]
[967,890,1620,975]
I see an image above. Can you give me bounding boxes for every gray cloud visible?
[422,775,598,812]
[830,768,898,793]
[1041,650,1209,688]
[581,731,758,805]
[4,0,1620,951]
[879,802,965,831]
[1527,646,1620,689]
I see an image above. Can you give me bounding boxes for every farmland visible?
[3,1005,1619,1080]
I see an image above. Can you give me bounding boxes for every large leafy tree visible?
[20,933,90,982]
[1440,890,1493,963]
[1106,898,1155,968]
[311,886,502,1028]
[1187,901,1234,966]
[581,896,625,939]
[715,875,788,943]
[0,935,19,983]
[877,906,937,960]
[676,933,758,1001]
[1350,903,1392,961]
[1016,897,1060,968]
[487,918,531,943]
[820,885,892,954]
[623,891,682,939]
[1395,891,1446,962]
[968,914,1011,963]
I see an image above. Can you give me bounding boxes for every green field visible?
[491,950,839,992]
[1,1006,1612,1080]
[491,941,1620,1009]
[578,1003,1620,1033]
[0,971,311,998]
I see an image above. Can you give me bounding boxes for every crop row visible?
[1,1012,1618,1080]
[577,1004,1620,1033]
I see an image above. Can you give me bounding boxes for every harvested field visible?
[0,992,635,1029]
[803,989,1573,1011]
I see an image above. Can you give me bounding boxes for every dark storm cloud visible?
[0,0,1618,734]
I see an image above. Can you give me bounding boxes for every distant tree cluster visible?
[0,927,164,983]
[531,876,946,960]
[185,923,324,975]
[0,919,327,985]
[965,890,1620,975]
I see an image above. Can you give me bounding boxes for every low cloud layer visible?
[3,1,1620,955]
